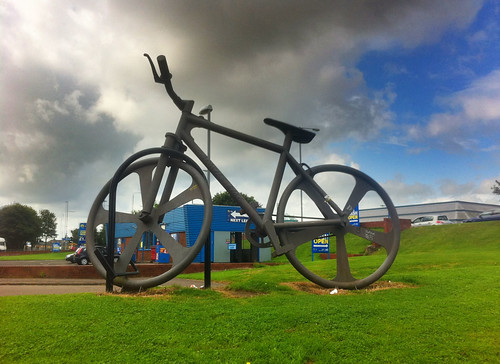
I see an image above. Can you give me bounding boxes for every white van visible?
[0,237,6,251]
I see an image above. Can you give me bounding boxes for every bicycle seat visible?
[264,118,316,144]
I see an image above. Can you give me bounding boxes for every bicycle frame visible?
[93,54,400,291]
[179,112,294,224]
[150,110,343,255]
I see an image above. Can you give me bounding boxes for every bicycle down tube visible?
[171,111,344,254]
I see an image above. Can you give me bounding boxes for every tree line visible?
[0,203,58,250]
[0,193,260,251]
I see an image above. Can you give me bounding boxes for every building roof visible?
[360,200,500,222]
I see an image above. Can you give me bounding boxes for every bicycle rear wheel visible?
[86,156,212,290]
[276,164,400,289]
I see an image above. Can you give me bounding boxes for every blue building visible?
[115,205,272,263]
[163,204,271,263]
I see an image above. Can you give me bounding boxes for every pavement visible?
[0,277,224,296]
[0,258,247,296]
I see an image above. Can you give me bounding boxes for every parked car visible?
[65,252,76,263]
[411,215,452,227]
[66,246,85,263]
[463,210,500,223]
[0,237,6,251]
[74,246,120,265]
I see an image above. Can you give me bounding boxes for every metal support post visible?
[204,229,211,289]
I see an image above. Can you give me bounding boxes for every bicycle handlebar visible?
[144,53,189,111]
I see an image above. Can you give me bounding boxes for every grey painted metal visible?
[85,54,401,290]
[277,165,400,289]
[86,156,212,291]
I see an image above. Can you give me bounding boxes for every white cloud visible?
[381,174,500,206]
[456,70,500,120]
[382,175,435,205]
[405,69,500,152]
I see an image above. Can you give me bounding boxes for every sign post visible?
[312,236,329,261]
[78,223,87,245]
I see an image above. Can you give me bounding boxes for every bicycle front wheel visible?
[276,164,400,289]
[86,156,212,291]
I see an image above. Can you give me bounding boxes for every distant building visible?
[360,200,500,223]
[115,204,272,263]
[163,204,271,263]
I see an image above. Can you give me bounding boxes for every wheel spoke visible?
[93,205,109,226]
[94,203,140,225]
[152,226,190,266]
[156,181,202,216]
[115,211,140,224]
[343,177,372,215]
[115,230,143,273]
[334,233,356,282]
[136,164,156,207]
[276,219,343,253]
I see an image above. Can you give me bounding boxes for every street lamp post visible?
[131,191,141,213]
[299,127,320,221]
[199,105,213,188]
[199,105,213,289]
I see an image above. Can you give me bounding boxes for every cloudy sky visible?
[1,0,499,238]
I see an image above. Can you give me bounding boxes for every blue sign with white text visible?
[227,210,249,223]
[78,223,87,244]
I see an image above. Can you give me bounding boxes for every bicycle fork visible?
[139,133,185,223]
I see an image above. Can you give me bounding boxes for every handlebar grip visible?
[144,53,191,112]
[157,55,172,81]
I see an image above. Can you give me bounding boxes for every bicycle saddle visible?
[264,118,316,144]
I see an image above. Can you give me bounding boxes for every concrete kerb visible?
[0,262,262,279]
[0,277,224,288]
[0,262,271,289]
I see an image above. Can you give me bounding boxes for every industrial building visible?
[360,200,500,223]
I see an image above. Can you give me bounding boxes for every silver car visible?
[411,215,452,227]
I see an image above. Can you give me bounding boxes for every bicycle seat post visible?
[261,131,294,253]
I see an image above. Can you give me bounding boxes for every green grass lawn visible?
[0,251,69,261]
[0,222,499,363]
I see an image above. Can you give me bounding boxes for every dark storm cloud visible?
[123,0,480,56]
[108,0,480,141]
[0,60,140,203]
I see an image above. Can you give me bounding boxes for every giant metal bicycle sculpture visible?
[86,54,400,291]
